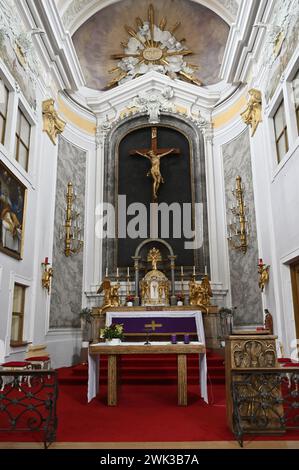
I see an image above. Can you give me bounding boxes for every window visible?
[0,79,9,145]
[10,283,26,345]
[273,101,289,163]
[292,69,299,134]
[15,108,31,171]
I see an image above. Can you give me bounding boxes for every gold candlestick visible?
[227,176,249,254]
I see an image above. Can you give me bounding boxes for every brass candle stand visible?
[227,176,249,254]
[60,182,83,257]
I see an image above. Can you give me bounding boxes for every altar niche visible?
[102,114,209,276]
[118,125,194,267]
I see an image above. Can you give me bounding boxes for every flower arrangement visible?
[100,323,124,340]
[126,294,134,303]
[176,293,184,302]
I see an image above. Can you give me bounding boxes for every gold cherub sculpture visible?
[241,89,262,137]
[97,277,120,312]
[189,275,213,312]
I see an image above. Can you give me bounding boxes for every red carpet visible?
[1,354,299,444]
[58,352,226,386]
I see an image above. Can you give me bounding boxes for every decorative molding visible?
[0,0,42,108]
[62,0,239,35]
[127,86,176,124]
[42,99,66,145]
[219,0,265,84]
[94,82,214,148]
[62,0,90,30]
[240,89,262,137]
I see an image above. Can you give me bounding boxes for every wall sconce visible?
[227,176,249,254]
[258,258,270,292]
[41,257,53,294]
[59,182,83,257]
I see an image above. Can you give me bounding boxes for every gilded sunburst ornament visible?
[108,4,202,88]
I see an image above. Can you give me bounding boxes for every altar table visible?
[88,341,207,406]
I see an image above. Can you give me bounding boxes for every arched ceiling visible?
[71,0,230,91]
[58,0,240,33]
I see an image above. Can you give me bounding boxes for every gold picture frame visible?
[0,160,27,260]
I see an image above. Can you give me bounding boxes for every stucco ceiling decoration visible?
[61,0,240,34]
[108,4,202,89]
[72,0,230,91]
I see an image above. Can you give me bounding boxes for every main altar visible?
[91,242,219,347]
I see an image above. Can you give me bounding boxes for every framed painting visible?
[0,160,27,259]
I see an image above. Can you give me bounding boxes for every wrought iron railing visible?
[0,370,58,448]
[231,367,299,447]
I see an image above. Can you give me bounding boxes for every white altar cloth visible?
[88,310,208,403]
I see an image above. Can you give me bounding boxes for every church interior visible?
[0,0,299,451]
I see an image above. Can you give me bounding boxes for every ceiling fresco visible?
[72,0,230,90]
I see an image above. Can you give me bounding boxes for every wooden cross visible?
[144,320,163,331]
[130,127,180,201]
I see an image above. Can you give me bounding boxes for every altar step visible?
[58,352,225,385]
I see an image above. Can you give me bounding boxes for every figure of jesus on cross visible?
[130,127,180,202]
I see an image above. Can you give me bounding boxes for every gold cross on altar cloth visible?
[130,127,180,202]
[144,320,163,331]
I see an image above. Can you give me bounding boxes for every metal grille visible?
[231,367,299,446]
[0,370,58,448]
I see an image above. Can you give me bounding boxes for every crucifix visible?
[130,127,180,202]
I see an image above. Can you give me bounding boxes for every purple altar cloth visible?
[111,316,197,334]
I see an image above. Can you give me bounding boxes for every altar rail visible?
[0,370,58,448]
[231,367,299,447]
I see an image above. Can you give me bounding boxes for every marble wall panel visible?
[49,137,86,328]
[223,130,263,326]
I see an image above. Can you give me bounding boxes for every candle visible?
[45,257,48,265]
[184,334,190,344]
[116,267,119,277]
[105,267,108,277]
[259,258,263,266]
[127,267,130,276]
[171,334,177,344]
[204,265,207,275]
[193,266,195,276]
[181,266,184,275]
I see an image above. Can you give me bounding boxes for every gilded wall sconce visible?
[258,258,270,292]
[41,257,53,294]
[227,176,249,254]
[59,182,83,257]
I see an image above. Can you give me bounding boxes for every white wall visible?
[0,60,59,363]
